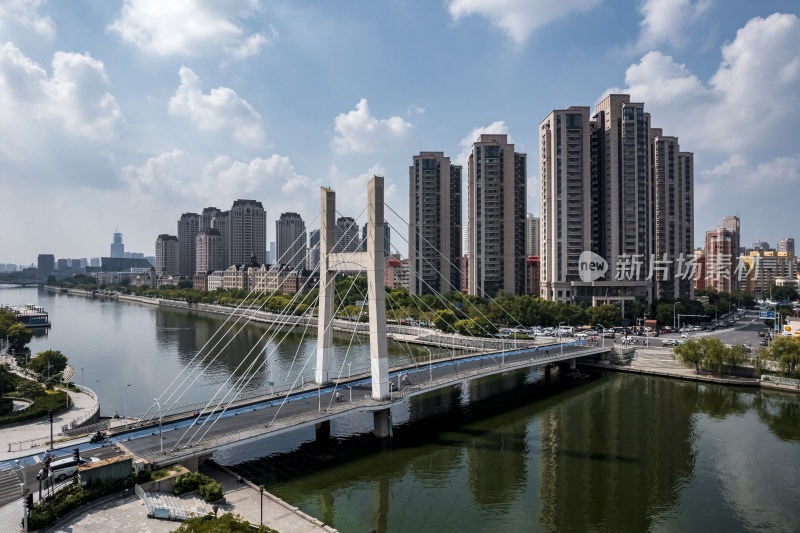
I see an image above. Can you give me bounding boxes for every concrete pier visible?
[373,408,391,438]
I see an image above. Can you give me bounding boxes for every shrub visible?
[173,471,211,495]
[199,480,223,502]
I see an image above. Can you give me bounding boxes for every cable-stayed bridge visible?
[122,176,610,468]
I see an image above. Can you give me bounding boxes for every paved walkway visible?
[1,356,98,461]
[200,462,336,533]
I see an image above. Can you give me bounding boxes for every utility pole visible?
[48,410,53,451]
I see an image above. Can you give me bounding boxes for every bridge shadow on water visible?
[227,364,604,487]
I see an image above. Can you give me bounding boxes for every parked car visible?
[758,331,766,337]
[760,339,769,346]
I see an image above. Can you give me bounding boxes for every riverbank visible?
[579,347,800,394]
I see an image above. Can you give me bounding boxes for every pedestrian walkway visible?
[200,462,336,533]
[1,355,98,462]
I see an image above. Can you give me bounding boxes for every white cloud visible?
[455,120,510,166]
[332,99,412,154]
[108,0,270,58]
[121,149,193,202]
[0,0,55,38]
[226,29,277,60]
[606,13,800,155]
[0,43,123,179]
[636,0,712,49]
[168,66,266,147]
[447,0,600,45]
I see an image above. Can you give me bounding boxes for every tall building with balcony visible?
[540,107,594,303]
[652,130,694,300]
[539,95,693,312]
[777,238,795,255]
[200,207,228,267]
[228,199,266,266]
[195,228,224,273]
[704,216,740,293]
[740,250,796,298]
[276,212,307,270]
[525,214,540,258]
[335,217,359,253]
[177,213,200,276]
[468,134,526,297]
[155,234,179,275]
[409,152,462,295]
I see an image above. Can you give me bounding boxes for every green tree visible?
[760,337,800,379]
[587,304,621,328]
[173,513,275,533]
[673,339,704,373]
[433,309,458,333]
[7,323,33,353]
[771,284,799,302]
[16,379,44,399]
[28,350,69,377]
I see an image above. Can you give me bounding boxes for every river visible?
[3,286,799,532]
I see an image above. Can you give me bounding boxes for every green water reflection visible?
[246,372,800,533]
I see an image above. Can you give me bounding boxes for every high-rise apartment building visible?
[740,250,796,298]
[539,95,694,309]
[751,240,771,252]
[652,129,694,300]
[468,134,526,297]
[540,107,595,303]
[200,207,228,267]
[195,228,224,273]
[361,223,392,256]
[308,229,320,249]
[276,212,307,270]
[155,234,179,275]
[525,214,540,258]
[228,199,266,266]
[110,232,124,258]
[335,217,359,253]
[704,216,740,293]
[409,152,462,295]
[37,254,55,277]
[777,238,795,255]
[177,212,200,276]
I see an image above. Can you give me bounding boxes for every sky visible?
[1,0,799,265]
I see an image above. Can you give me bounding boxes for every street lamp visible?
[423,346,432,383]
[312,368,320,412]
[558,321,565,358]
[673,302,681,331]
[597,324,605,348]
[348,362,351,379]
[259,485,264,526]
[124,384,131,429]
[153,397,163,452]
[81,367,84,386]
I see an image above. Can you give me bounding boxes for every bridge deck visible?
[119,342,610,466]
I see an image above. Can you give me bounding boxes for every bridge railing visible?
[138,344,609,466]
[61,384,100,433]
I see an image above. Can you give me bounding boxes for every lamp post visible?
[153,397,163,452]
[81,367,84,386]
[673,302,681,331]
[348,362,351,379]
[124,384,131,429]
[259,485,264,526]
[558,322,565,358]
[312,368,320,412]
[597,324,605,348]
[423,346,432,384]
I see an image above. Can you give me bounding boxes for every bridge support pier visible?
[315,420,331,442]
[544,365,551,384]
[373,408,392,438]
[570,358,576,370]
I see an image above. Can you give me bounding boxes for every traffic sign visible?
[759,311,776,319]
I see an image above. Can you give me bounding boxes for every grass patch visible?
[0,374,68,425]
[150,466,181,480]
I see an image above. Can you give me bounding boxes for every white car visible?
[49,456,100,481]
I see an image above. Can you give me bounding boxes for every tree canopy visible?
[28,350,69,377]
[759,337,800,379]
[673,338,747,375]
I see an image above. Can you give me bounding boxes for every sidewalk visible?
[201,462,336,533]
[1,355,98,461]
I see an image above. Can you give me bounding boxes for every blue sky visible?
[1,0,799,264]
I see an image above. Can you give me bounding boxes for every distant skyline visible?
[1,1,799,264]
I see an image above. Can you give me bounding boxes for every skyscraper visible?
[704,216,740,293]
[38,254,55,277]
[200,207,228,267]
[110,232,124,258]
[409,152,462,295]
[155,234,179,275]
[195,228,224,273]
[335,217,359,253]
[539,95,694,309]
[777,238,795,255]
[525,214,540,258]
[228,199,266,266]
[276,212,307,270]
[652,130,694,300]
[468,134,526,297]
[177,212,200,276]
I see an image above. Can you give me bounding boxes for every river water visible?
[3,286,800,532]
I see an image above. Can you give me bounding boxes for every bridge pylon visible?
[317,176,390,399]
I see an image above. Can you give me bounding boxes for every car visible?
[760,339,769,346]
[758,331,766,337]
[49,456,100,482]
[681,333,689,339]
[662,339,679,346]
